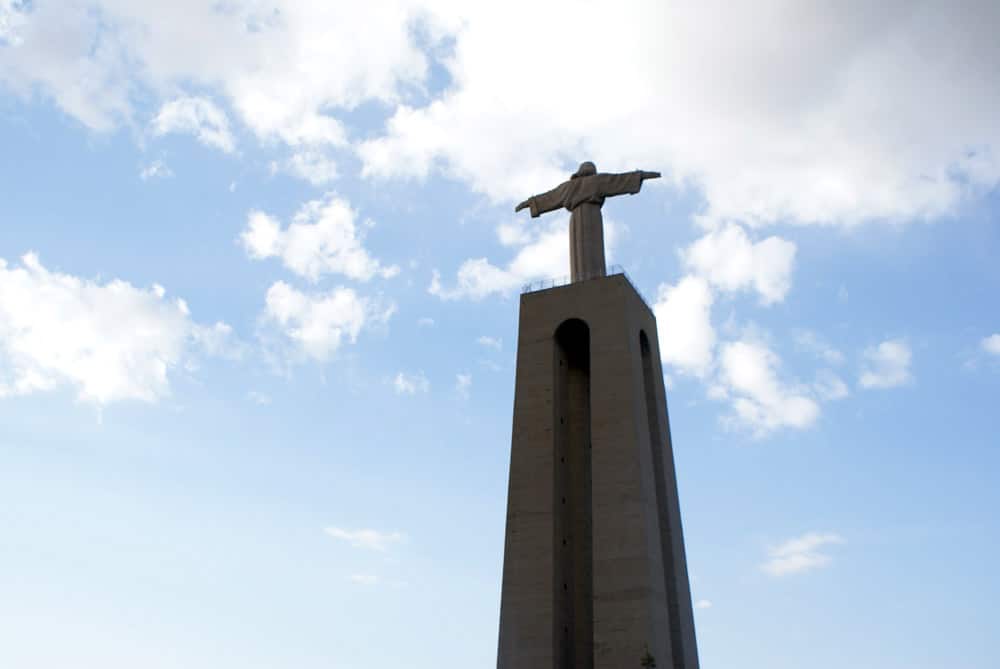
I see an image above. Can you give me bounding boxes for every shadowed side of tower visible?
[497,273,699,669]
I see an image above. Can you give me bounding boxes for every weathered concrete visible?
[497,273,699,669]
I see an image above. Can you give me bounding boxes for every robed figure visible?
[516,161,660,282]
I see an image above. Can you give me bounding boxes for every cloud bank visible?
[2,1,995,224]
[0,253,231,404]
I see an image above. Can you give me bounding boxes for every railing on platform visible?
[520,264,654,310]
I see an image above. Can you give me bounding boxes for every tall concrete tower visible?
[498,164,699,669]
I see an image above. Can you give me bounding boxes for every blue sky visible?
[1,2,998,668]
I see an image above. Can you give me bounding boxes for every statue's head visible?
[571,161,597,179]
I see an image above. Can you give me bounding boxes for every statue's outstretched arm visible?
[514,183,568,218]
[597,170,660,198]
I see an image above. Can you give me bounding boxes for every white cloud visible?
[652,276,716,378]
[324,527,405,551]
[0,253,230,404]
[0,2,446,140]
[762,532,845,576]
[242,195,399,282]
[360,1,1000,228]
[243,212,281,259]
[191,321,242,360]
[3,2,997,228]
[262,281,394,362]
[393,371,429,395]
[349,573,380,586]
[430,218,575,300]
[794,329,846,365]
[496,221,533,247]
[477,336,501,350]
[0,2,133,130]
[268,111,348,149]
[214,3,439,147]
[694,599,713,610]
[455,372,471,399]
[682,224,796,305]
[430,260,520,301]
[860,338,912,389]
[0,1,27,46]
[247,391,271,405]
[652,277,840,433]
[813,369,849,401]
[139,159,173,180]
[284,150,339,186]
[416,317,435,327]
[718,340,820,435]
[981,334,1000,356]
[151,96,235,153]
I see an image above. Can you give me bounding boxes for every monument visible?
[498,163,700,669]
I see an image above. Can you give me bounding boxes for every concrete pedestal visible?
[497,273,699,669]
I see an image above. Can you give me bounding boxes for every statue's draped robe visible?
[524,171,645,282]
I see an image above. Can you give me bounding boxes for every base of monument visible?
[497,273,699,669]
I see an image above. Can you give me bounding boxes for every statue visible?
[515,161,660,282]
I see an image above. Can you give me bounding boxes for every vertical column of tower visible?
[498,275,699,669]
[641,330,685,668]
[554,320,594,669]
[641,326,700,669]
[497,300,558,669]
[588,284,664,668]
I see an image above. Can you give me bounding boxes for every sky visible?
[1,1,998,667]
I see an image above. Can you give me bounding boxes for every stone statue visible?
[515,161,660,282]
